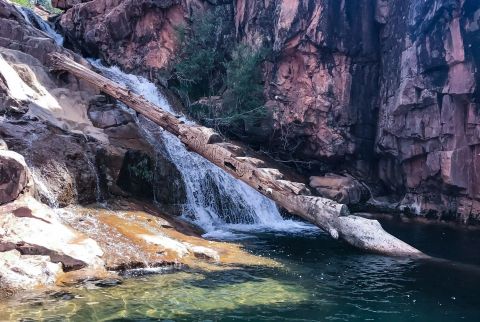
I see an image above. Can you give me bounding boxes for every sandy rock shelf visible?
[1,196,277,297]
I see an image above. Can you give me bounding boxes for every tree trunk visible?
[48,53,425,257]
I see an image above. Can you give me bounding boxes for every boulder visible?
[88,103,134,129]
[0,250,62,291]
[309,173,368,206]
[0,150,30,204]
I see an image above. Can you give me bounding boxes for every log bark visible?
[48,53,425,257]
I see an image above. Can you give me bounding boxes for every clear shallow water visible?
[2,220,480,322]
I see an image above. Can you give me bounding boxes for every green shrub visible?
[11,0,60,13]
[220,44,268,131]
[127,158,153,185]
[173,9,269,137]
[173,8,232,101]
[10,0,34,8]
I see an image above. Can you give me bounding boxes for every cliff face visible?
[376,0,480,221]
[55,0,480,222]
[56,0,209,76]
[235,0,380,172]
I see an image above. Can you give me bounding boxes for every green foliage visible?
[11,0,61,13]
[10,0,34,8]
[221,44,268,130]
[174,8,232,101]
[173,9,269,137]
[127,158,153,184]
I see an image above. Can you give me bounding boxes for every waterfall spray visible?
[90,60,315,239]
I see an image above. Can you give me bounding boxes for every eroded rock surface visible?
[0,150,30,204]
[57,0,210,76]
[376,0,480,222]
[0,196,106,294]
[54,0,480,222]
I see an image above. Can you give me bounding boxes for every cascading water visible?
[15,5,314,238]
[16,5,64,46]
[86,156,103,203]
[90,61,316,238]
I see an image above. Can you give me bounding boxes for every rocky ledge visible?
[0,0,271,297]
[1,149,271,297]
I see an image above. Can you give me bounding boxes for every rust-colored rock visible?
[56,0,205,75]
[44,0,480,222]
[376,0,480,221]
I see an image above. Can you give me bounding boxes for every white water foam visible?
[89,60,317,239]
[16,5,64,46]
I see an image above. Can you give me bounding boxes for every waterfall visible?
[86,155,103,203]
[15,5,314,238]
[30,167,59,208]
[90,61,315,238]
[16,5,64,46]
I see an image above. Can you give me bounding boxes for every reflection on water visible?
[2,220,480,322]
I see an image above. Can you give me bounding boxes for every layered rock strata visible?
[53,0,480,222]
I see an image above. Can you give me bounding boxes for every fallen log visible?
[48,52,425,257]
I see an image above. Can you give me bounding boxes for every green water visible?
[2,219,480,321]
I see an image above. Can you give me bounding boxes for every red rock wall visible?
[58,0,207,74]
[376,0,480,222]
[55,0,480,222]
[234,0,380,173]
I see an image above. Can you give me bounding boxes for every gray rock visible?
[309,174,369,206]
[0,150,29,204]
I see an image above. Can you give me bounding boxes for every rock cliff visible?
[54,0,480,222]
[376,0,480,222]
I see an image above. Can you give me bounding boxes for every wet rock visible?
[1,119,97,206]
[0,150,30,204]
[88,104,134,129]
[49,291,76,300]
[187,245,220,262]
[94,278,123,288]
[0,250,63,291]
[309,174,369,206]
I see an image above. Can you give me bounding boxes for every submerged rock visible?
[94,278,123,288]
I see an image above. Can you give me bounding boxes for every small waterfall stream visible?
[86,155,103,203]
[90,62,314,238]
[16,6,64,46]
[15,5,314,238]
